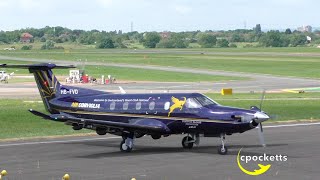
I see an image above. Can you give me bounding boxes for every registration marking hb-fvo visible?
[61,89,79,95]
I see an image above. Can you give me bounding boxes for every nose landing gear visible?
[218,133,228,155]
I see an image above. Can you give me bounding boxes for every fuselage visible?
[49,92,259,136]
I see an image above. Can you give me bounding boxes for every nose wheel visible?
[218,133,228,155]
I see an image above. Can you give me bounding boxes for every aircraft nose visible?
[253,111,270,123]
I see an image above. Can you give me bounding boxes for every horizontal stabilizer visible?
[29,109,51,119]
[29,109,68,122]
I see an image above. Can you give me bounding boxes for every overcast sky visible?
[0,0,318,32]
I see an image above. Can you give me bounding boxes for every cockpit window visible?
[195,96,218,106]
[185,98,202,109]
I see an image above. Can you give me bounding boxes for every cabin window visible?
[123,102,129,110]
[164,102,170,110]
[185,98,202,109]
[110,102,116,110]
[136,102,142,110]
[149,102,155,110]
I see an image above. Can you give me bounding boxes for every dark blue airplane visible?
[1,63,270,155]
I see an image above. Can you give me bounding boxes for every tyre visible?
[182,136,194,149]
[120,140,132,152]
[217,145,228,155]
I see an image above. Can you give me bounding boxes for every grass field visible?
[1,47,320,78]
[0,60,245,82]
[0,93,319,139]
[0,100,90,139]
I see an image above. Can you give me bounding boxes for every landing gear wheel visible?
[218,145,228,155]
[120,140,132,152]
[182,136,194,149]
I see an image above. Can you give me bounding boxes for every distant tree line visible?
[0,25,319,49]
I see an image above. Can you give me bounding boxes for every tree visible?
[290,34,306,47]
[167,33,189,48]
[156,39,175,48]
[216,39,229,47]
[40,37,46,42]
[96,37,115,48]
[114,37,127,48]
[41,40,55,50]
[230,34,245,42]
[259,31,284,47]
[197,33,217,48]
[229,43,237,48]
[285,28,292,34]
[143,32,161,48]
[0,32,9,43]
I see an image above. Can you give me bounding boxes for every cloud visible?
[175,5,192,14]
[18,0,41,9]
[0,1,10,8]
[96,0,114,8]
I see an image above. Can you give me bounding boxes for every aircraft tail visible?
[0,63,74,113]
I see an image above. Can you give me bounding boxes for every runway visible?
[0,122,319,180]
[1,54,320,98]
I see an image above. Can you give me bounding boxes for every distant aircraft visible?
[0,70,14,83]
[0,63,269,155]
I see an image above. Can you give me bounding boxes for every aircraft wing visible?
[29,109,170,133]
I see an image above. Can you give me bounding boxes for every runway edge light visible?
[0,170,8,179]
[62,174,70,180]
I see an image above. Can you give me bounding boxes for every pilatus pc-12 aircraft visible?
[1,63,270,155]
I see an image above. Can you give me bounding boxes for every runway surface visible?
[1,55,320,98]
[0,122,319,180]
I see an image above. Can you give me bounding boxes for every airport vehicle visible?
[0,63,270,155]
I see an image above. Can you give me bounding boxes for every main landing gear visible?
[181,133,228,155]
[181,134,200,149]
[120,133,135,152]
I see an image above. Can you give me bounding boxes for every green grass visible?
[0,60,246,82]
[1,48,320,78]
[81,66,245,82]
[0,100,90,139]
[0,93,319,139]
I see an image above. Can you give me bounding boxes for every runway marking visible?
[263,122,320,128]
[0,137,121,147]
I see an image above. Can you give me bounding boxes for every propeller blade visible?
[258,123,266,147]
[259,89,266,111]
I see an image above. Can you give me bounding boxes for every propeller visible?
[258,90,266,147]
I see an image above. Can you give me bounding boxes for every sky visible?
[0,0,318,32]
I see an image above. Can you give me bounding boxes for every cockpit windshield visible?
[185,95,218,109]
[195,95,218,106]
